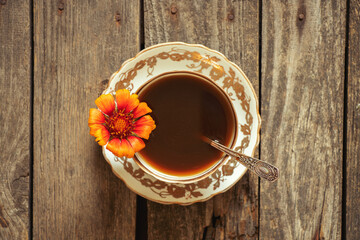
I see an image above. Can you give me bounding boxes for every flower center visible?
[114,118,127,133]
[106,111,134,139]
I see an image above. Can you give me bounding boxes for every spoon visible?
[208,139,279,182]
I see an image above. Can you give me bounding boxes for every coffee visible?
[136,72,236,177]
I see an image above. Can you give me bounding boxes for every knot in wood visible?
[0,0,7,5]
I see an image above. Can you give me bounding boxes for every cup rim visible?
[133,70,238,184]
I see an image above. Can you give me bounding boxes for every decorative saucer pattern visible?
[102,42,260,205]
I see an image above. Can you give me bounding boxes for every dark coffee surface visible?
[137,72,236,177]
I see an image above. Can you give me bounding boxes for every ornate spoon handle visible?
[210,140,279,182]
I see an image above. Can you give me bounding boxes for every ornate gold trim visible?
[102,148,248,205]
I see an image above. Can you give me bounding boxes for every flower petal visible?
[94,125,110,146]
[115,89,140,113]
[89,123,105,136]
[132,125,153,140]
[106,138,121,156]
[106,138,135,158]
[135,115,156,130]
[127,136,145,152]
[125,94,140,113]
[95,94,115,116]
[115,89,130,111]
[132,102,152,118]
[88,108,106,126]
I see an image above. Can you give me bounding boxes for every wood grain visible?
[346,0,360,239]
[144,0,259,239]
[33,1,140,239]
[0,0,31,239]
[260,1,345,239]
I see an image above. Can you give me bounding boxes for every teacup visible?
[133,71,238,184]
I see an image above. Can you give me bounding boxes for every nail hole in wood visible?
[228,13,234,21]
[115,13,121,23]
[171,6,178,14]
[58,2,64,11]
[296,5,306,34]
[298,13,305,21]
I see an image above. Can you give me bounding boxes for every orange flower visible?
[88,89,156,158]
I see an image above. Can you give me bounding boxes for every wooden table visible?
[1,0,359,239]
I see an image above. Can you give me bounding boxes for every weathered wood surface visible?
[260,1,345,239]
[33,1,139,239]
[0,0,31,239]
[144,0,259,239]
[1,0,360,239]
[346,0,360,239]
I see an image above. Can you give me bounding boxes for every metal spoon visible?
[208,139,279,182]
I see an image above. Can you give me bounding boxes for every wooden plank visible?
[346,0,360,239]
[147,202,213,240]
[33,1,140,239]
[0,0,31,239]
[260,1,345,239]
[144,0,259,239]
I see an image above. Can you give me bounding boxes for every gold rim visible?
[102,42,261,205]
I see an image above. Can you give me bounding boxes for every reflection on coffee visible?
[137,72,236,177]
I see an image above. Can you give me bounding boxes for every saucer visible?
[102,42,260,205]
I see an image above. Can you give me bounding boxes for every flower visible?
[88,89,156,158]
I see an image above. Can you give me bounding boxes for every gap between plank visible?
[135,0,148,239]
[139,0,145,50]
[29,0,34,239]
[136,196,148,240]
[258,0,263,238]
[341,0,350,239]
